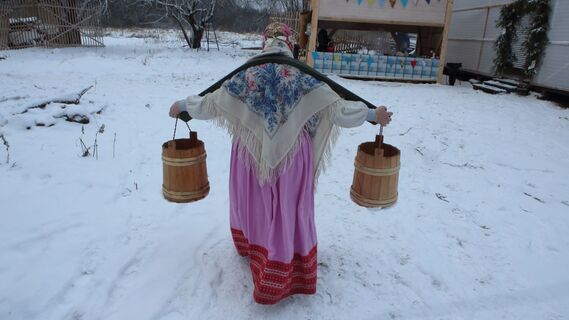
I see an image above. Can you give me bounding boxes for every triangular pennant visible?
[425,0,431,4]
[411,60,417,68]
[401,0,408,8]
[413,0,420,6]
[389,0,397,8]
[367,0,375,6]
[357,0,364,5]
[378,0,386,7]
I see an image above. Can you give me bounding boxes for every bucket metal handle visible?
[173,116,192,141]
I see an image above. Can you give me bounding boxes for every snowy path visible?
[1,30,569,320]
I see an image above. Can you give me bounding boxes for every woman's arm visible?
[169,93,218,120]
[332,100,392,128]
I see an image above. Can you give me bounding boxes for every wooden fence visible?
[0,0,103,50]
[270,11,301,42]
[332,30,394,54]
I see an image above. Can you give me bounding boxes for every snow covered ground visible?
[1,29,569,320]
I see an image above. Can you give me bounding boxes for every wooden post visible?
[299,11,311,49]
[307,0,320,67]
[437,0,454,84]
[0,5,8,50]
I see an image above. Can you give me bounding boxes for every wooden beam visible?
[318,20,442,34]
[437,0,454,84]
[299,11,310,48]
[318,16,444,28]
[307,0,320,67]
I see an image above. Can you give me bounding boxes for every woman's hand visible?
[169,102,181,118]
[375,106,393,126]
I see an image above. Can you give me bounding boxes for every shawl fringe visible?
[201,96,345,186]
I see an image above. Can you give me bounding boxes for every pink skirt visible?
[229,130,318,304]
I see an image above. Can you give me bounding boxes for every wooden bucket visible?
[162,124,209,203]
[350,134,400,208]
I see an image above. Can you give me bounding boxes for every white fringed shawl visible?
[184,41,369,185]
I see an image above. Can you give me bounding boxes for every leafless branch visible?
[436,193,449,203]
[79,138,91,157]
[523,192,545,204]
[17,85,94,114]
[0,134,9,164]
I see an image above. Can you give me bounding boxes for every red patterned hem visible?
[231,228,317,305]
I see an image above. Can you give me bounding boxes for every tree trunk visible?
[172,13,202,49]
[191,28,203,49]
[171,14,192,48]
[186,15,202,49]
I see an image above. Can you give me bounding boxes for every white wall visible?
[534,0,569,91]
[446,7,487,71]
[447,0,569,92]
[446,1,508,74]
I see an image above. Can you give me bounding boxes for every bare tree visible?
[155,0,216,49]
[98,0,285,34]
[98,0,216,49]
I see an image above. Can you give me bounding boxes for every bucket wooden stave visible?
[350,135,400,208]
[162,131,209,203]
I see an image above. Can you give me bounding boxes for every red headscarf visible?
[263,22,294,51]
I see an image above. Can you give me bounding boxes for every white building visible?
[446,0,569,94]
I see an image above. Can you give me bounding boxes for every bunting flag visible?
[413,0,420,6]
[367,0,375,6]
[389,0,397,8]
[401,0,408,8]
[411,60,417,68]
[425,0,431,4]
[378,0,386,7]
[357,0,364,5]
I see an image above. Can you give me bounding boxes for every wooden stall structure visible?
[0,0,104,50]
[306,0,454,83]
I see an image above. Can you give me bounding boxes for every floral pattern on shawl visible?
[223,63,323,137]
